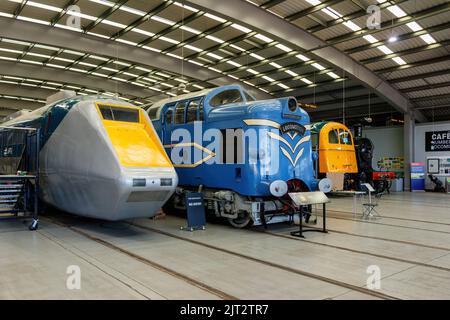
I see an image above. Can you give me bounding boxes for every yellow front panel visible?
[318,122,358,174]
[97,103,172,168]
[319,150,358,173]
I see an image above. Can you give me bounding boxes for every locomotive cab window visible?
[243,90,256,102]
[210,89,243,107]
[98,105,139,123]
[174,102,186,124]
[328,130,339,144]
[165,108,173,125]
[148,107,158,120]
[186,99,202,123]
[339,130,352,145]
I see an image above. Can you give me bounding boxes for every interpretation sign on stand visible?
[288,191,330,238]
[181,192,206,232]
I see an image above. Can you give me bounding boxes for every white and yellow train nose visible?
[39,100,177,221]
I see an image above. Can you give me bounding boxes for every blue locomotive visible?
[148,84,321,227]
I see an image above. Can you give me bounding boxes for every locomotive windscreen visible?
[98,105,139,123]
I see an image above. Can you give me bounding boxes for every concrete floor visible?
[0,192,449,300]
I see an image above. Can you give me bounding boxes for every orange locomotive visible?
[311,121,358,175]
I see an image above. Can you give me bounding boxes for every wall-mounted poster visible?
[376,157,404,171]
[427,156,450,176]
[425,131,450,151]
[427,158,440,174]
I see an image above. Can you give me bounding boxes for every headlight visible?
[269,180,288,197]
[288,98,297,112]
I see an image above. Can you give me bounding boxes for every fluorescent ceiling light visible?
[173,2,199,13]
[180,26,201,35]
[296,54,310,61]
[392,57,407,65]
[92,73,109,78]
[321,8,342,19]
[262,75,275,82]
[312,63,325,70]
[378,45,393,54]
[159,36,179,45]
[277,83,290,90]
[250,53,265,60]
[247,68,259,75]
[420,34,436,44]
[204,13,226,23]
[193,84,205,89]
[363,35,378,43]
[115,39,138,46]
[227,61,242,67]
[10,0,61,12]
[387,5,407,18]
[17,16,50,25]
[0,12,13,18]
[132,28,155,37]
[206,35,224,43]
[151,16,174,26]
[206,52,224,60]
[255,34,273,43]
[327,72,340,79]
[230,44,246,52]
[276,44,292,52]
[188,60,204,66]
[231,24,251,33]
[185,45,202,52]
[285,70,298,77]
[406,22,423,32]
[301,78,313,85]
[306,0,321,5]
[343,21,361,31]
[270,62,282,68]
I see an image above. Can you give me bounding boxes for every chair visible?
[361,183,381,219]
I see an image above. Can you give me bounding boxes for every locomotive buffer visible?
[288,191,329,238]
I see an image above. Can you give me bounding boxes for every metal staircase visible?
[0,127,39,229]
[0,180,24,214]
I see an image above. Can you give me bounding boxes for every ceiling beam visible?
[0,17,268,99]
[345,21,450,55]
[0,60,155,100]
[308,0,409,33]
[376,55,450,74]
[324,2,450,46]
[182,0,426,122]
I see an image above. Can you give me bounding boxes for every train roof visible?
[146,84,246,120]
[1,95,134,127]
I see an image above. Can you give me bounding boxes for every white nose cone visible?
[319,178,332,193]
[270,180,288,197]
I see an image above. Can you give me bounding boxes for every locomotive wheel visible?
[228,211,253,228]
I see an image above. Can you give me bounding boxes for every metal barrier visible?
[0,126,39,230]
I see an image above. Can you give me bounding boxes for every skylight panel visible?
[378,45,393,54]
[392,57,407,65]
[343,21,361,32]
[406,22,423,32]
[420,34,437,44]
[387,5,407,18]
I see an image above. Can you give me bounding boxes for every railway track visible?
[325,208,450,229]
[42,216,237,300]
[42,215,398,300]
